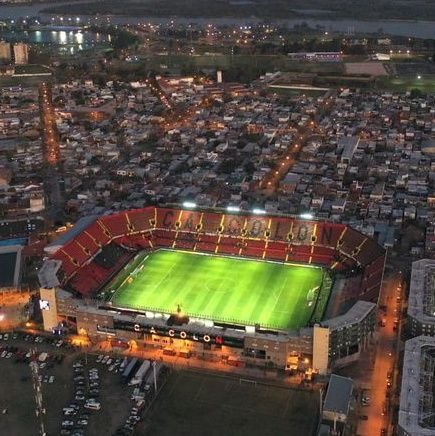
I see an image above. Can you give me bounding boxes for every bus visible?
[122,358,139,383]
[128,360,151,386]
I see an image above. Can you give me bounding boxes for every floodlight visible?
[227,206,240,212]
[182,201,197,208]
[252,208,266,215]
[300,213,314,220]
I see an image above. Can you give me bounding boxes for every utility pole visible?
[152,360,157,393]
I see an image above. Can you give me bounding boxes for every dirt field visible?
[140,370,320,436]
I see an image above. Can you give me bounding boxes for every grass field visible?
[143,370,319,436]
[109,249,331,330]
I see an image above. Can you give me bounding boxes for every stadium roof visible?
[44,215,99,255]
[321,300,376,330]
[38,259,61,289]
[323,374,353,416]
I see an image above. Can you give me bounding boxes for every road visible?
[39,82,60,166]
[259,92,335,194]
[39,82,64,221]
[356,271,403,436]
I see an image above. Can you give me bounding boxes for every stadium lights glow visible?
[252,208,266,215]
[182,201,197,209]
[227,206,240,212]
[300,213,314,220]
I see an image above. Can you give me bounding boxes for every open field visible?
[142,370,319,436]
[109,249,331,330]
[375,75,435,93]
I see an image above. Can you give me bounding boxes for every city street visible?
[355,271,403,436]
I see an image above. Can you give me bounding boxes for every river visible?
[0,1,434,39]
[0,29,108,45]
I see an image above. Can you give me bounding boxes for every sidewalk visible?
[91,340,319,391]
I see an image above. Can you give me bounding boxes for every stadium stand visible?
[103,213,129,238]
[94,243,129,269]
[85,221,112,247]
[74,231,101,257]
[314,222,344,248]
[242,239,266,258]
[63,240,91,265]
[339,228,366,261]
[126,208,155,233]
[200,212,223,234]
[177,210,203,232]
[51,250,80,278]
[49,206,385,301]
[155,207,177,229]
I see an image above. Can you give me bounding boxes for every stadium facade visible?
[38,206,385,373]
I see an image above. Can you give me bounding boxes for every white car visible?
[84,401,101,411]
[0,351,7,358]
[49,376,55,384]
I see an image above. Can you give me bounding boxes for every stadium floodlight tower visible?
[30,348,46,436]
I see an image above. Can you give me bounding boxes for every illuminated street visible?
[39,82,60,166]
[356,271,403,436]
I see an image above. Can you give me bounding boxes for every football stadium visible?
[39,206,385,373]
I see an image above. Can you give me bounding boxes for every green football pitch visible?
[108,249,331,330]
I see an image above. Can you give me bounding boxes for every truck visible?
[128,360,151,386]
[122,358,139,383]
[119,357,129,371]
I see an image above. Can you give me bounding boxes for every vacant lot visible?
[140,370,319,436]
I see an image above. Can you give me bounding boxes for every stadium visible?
[39,206,385,373]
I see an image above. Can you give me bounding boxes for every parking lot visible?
[0,332,169,436]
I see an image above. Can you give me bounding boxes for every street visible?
[355,271,404,436]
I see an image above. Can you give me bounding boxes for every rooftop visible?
[399,335,435,435]
[323,374,353,416]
